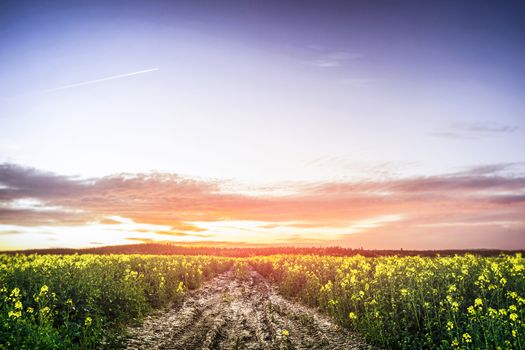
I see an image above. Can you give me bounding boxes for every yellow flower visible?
[27,307,34,313]
[474,298,483,307]
[14,301,23,310]
[85,316,93,327]
[512,264,524,273]
[467,306,476,316]
[451,301,459,312]
[509,313,518,322]
[446,321,454,331]
[10,288,20,298]
[328,299,338,306]
[349,312,357,320]
[39,285,49,295]
[281,329,289,336]
[8,310,21,319]
[462,333,472,343]
[176,281,185,293]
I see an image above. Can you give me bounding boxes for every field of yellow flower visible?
[251,254,525,349]
[0,254,232,349]
[1,253,523,349]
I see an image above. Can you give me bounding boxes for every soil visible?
[124,269,373,350]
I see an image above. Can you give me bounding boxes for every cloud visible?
[99,218,123,225]
[457,163,523,176]
[124,238,254,246]
[339,220,525,250]
[0,229,26,235]
[489,194,525,204]
[431,121,521,139]
[428,131,475,140]
[454,121,519,133]
[304,48,362,68]
[152,229,213,238]
[126,237,160,244]
[1,163,524,248]
[0,163,88,201]
[0,208,95,226]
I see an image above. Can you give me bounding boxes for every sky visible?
[0,0,524,250]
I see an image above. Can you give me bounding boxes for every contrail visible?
[43,68,159,93]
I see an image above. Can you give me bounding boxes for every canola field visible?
[1,253,524,349]
[251,254,525,349]
[0,254,232,349]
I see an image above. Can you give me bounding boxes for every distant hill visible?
[1,243,523,257]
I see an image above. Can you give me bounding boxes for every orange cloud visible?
[1,163,524,249]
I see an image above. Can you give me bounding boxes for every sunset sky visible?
[1,0,524,250]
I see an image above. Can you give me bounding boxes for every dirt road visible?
[124,269,372,350]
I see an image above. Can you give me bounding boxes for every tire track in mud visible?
[124,269,372,350]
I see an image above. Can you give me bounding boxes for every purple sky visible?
[0,0,524,249]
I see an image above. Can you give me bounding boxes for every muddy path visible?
[124,268,372,350]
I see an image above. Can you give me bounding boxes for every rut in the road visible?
[124,269,372,350]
